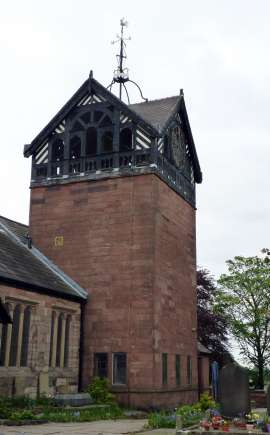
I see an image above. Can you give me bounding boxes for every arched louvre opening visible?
[0,303,10,366]
[51,138,64,162]
[163,135,170,160]
[94,110,103,123]
[86,127,97,155]
[71,120,84,133]
[120,128,132,151]
[56,313,64,367]
[101,131,113,153]
[9,304,21,367]
[80,112,91,124]
[49,311,56,367]
[70,136,81,159]
[64,315,71,368]
[20,306,31,367]
[99,115,112,128]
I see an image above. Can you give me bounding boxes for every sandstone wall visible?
[29,173,198,408]
[0,284,81,397]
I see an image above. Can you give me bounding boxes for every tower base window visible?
[113,353,127,385]
[94,353,108,378]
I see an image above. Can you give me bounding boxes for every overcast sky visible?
[1,0,269,284]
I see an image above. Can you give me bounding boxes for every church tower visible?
[24,23,202,408]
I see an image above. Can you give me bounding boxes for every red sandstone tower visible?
[24,69,202,407]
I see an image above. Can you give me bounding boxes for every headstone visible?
[54,393,93,407]
[266,384,270,414]
[219,362,250,417]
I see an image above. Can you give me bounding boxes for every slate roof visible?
[198,342,211,355]
[129,96,180,131]
[0,216,87,301]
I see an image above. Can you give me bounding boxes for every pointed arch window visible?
[71,120,84,133]
[64,315,71,368]
[56,313,64,367]
[99,115,112,128]
[163,135,170,160]
[86,127,97,156]
[120,128,132,151]
[49,311,72,368]
[20,306,31,367]
[9,304,20,366]
[52,138,64,162]
[49,311,56,367]
[0,303,10,366]
[70,136,81,159]
[101,131,113,153]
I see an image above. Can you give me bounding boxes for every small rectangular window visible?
[162,353,168,385]
[175,354,180,386]
[187,355,192,385]
[113,353,127,385]
[94,353,108,378]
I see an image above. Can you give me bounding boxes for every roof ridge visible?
[0,215,28,229]
[129,95,179,107]
[0,220,87,300]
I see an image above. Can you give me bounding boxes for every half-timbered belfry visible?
[24,72,201,206]
[23,21,202,408]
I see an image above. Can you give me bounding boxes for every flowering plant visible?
[246,412,260,422]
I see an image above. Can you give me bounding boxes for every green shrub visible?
[176,404,203,427]
[10,410,35,421]
[198,392,217,411]
[0,396,35,410]
[41,404,122,422]
[87,377,115,404]
[0,404,11,419]
[148,412,176,429]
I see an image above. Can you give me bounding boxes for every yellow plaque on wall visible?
[54,236,64,247]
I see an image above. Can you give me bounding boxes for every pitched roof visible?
[24,76,159,158]
[23,74,202,183]
[198,341,211,355]
[129,96,180,131]
[0,216,87,301]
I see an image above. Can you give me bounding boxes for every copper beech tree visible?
[197,268,229,366]
[217,249,270,388]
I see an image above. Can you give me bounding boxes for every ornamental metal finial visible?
[108,19,148,104]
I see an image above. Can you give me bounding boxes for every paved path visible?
[0,419,149,435]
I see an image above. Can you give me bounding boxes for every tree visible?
[197,268,229,366]
[217,249,270,388]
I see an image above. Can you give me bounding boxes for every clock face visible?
[171,124,193,180]
[171,125,186,168]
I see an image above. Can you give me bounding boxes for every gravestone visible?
[54,393,93,407]
[219,362,250,417]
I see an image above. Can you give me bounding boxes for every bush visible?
[41,404,123,422]
[198,392,217,412]
[148,412,176,429]
[87,377,115,404]
[0,404,11,419]
[10,410,35,421]
[0,396,34,410]
[176,404,203,427]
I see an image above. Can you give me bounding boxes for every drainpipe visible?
[78,300,86,392]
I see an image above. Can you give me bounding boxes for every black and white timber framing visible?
[24,74,202,208]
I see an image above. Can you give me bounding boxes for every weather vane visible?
[107,18,148,104]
